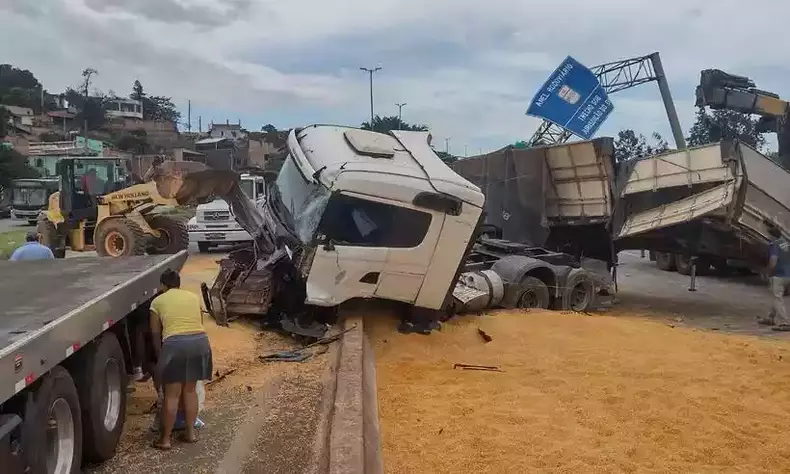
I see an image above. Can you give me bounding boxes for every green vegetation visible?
[0,229,26,260]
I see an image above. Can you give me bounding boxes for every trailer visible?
[0,251,188,474]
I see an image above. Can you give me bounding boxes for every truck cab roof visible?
[289,125,484,207]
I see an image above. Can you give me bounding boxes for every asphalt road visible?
[0,218,31,234]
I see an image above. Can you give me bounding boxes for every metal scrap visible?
[453,363,503,372]
[258,324,357,363]
[477,328,493,343]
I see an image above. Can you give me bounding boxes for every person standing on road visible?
[9,231,55,261]
[760,224,790,330]
[149,269,212,450]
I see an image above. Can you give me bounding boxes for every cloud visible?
[1,0,789,153]
[81,0,252,28]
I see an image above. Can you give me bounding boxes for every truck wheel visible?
[146,215,189,254]
[27,219,38,226]
[675,255,692,275]
[655,252,676,271]
[95,218,146,257]
[562,269,595,312]
[198,242,212,253]
[21,366,83,474]
[72,332,127,463]
[504,276,550,310]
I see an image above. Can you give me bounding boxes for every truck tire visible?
[21,366,83,474]
[197,242,212,253]
[655,252,676,271]
[146,214,189,255]
[72,332,127,463]
[503,276,551,310]
[95,218,146,257]
[562,269,595,312]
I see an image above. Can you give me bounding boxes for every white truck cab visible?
[188,173,266,252]
[272,125,485,310]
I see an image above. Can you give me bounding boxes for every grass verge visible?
[0,229,27,260]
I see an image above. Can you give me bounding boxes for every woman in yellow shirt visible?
[150,269,212,450]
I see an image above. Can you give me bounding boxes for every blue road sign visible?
[526,56,614,140]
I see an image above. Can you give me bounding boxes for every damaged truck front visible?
[204,125,485,336]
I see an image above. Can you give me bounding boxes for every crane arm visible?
[695,69,789,119]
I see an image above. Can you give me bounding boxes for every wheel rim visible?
[570,283,591,311]
[46,398,75,474]
[151,227,171,252]
[517,289,539,308]
[103,358,122,431]
[104,230,126,257]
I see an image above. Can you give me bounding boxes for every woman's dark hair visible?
[160,269,181,289]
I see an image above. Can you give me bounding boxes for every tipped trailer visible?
[0,251,188,474]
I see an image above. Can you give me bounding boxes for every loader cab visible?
[57,157,129,222]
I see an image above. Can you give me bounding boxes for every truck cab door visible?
[305,193,388,307]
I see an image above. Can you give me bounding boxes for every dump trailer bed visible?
[0,251,188,405]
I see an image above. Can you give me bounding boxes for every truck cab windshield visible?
[273,155,331,244]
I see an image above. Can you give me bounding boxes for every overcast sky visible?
[2,0,788,154]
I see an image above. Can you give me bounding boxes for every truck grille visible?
[12,188,46,207]
[201,210,231,221]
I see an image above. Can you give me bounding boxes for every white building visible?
[208,121,247,141]
[104,98,143,119]
[0,104,34,127]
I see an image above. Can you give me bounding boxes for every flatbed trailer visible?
[0,251,188,474]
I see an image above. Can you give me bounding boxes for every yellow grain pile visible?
[370,310,790,474]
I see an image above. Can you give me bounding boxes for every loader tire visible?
[654,252,676,271]
[95,218,146,258]
[146,214,189,255]
[561,269,595,312]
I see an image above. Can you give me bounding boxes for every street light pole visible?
[360,66,382,127]
[396,102,407,129]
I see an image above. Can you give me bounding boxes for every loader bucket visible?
[151,161,240,205]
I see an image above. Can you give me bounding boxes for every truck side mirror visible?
[323,236,335,252]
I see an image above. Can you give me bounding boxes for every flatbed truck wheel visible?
[146,215,189,255]
[72,333,127,463]
[95,218,146,258]
[21,366,83,474]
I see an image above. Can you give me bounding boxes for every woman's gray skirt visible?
[157,333,213,385]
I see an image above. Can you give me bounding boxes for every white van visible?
[187,173,266,252]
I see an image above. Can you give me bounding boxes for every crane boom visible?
[695,69,790,168]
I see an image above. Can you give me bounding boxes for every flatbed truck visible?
[0,251,188,474]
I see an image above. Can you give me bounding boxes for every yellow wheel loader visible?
[37,156,237,258]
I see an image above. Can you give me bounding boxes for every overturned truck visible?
[202,125,611,336]
[452,138,790,280]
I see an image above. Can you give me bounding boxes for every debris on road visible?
[453,363,502,372]
[206,368,237,386]
[477,328,493,343]
[259,324,356,363]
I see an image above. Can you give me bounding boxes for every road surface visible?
[0,218,30,234]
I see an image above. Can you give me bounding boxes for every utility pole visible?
[360,66,382,126]
[187,100,192,132]
[464,144,468,157]
[81,68,97,151]
[198,116,202,133]
[445,137,451,154]
[396,102,407,129]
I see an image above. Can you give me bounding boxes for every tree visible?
[0,107,8,139]
[129,80,180,122]
[614,129,669,163]
[262,124,278,133]
[131,80,145,101]
[66,87,106,131]
[0,64,45,113]
[434,150,458,164]
[0,147,39,191]
[360,115,429,133]
[687,108,764,149]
